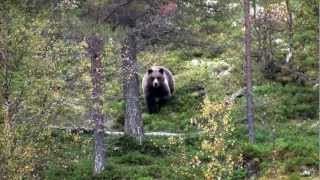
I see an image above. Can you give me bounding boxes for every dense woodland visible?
[0,0,319,179]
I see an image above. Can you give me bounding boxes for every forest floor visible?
[44,80,319,179]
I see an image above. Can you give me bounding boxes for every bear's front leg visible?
[146,95,157,113]
[158,96,170,110]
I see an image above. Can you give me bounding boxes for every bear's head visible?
[147,67,166,88]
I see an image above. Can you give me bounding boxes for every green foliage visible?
[169,99,240,179]
[195,99,239,179]
[291,0,318,77]
[45,136,179,179]
[236,120,318,177]
[46,159,92,180]
[0,2,88,178]
[232,83,318,122]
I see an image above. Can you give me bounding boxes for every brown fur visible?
[142,66,175,113]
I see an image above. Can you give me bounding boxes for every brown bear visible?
[142,66,175,113]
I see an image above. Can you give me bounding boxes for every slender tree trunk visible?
[318,3,320,176]
[2,101,14,178]
[252,0,256,19]
[244,0,255,144]
[261,13,268,67]
[285,0,294,63]
[3,101,13,156]
[2,62,14,159]
[86,36,106,175]
[121,33,143,144]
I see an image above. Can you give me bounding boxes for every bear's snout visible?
[153,79,159,88]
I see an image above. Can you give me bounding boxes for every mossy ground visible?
[45,78,319,179]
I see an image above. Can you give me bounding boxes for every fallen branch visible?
[265,61,318,86]
[48,125,182,137]
[228,88,245,102]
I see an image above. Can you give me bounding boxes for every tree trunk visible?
[285,0,294,63]
[252,0,256,19]
[243,0,255,144]
[3,101,14,157]
[86,36,106,175]
[2,61,15,161]
[318,4,320,138]
[121,33,143,144]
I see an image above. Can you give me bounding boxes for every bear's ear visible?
[159,68,164,74]
[148,69,153,74]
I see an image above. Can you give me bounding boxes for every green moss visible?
[288,173,301,180]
